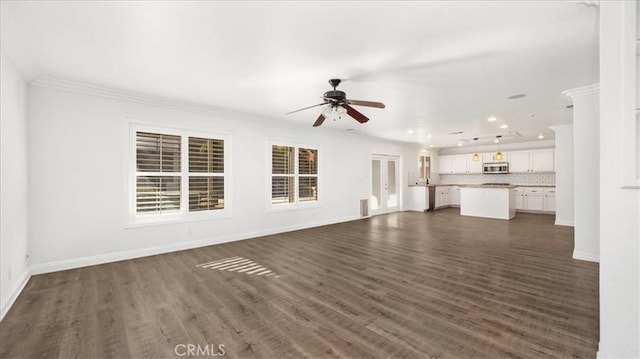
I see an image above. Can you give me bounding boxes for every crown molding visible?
[562,83,600,98]
[30,76,275,123]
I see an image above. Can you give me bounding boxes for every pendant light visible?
[494,135,504,161]
[471,137,480,161]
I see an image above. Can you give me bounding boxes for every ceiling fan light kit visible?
[287,78,385,127]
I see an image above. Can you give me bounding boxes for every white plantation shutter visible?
[298,148,318,202]
[271,144,319,206]
[189,137,225,211]
[136,132,181,214]
[271,145,295,204]
[132,127,229,222]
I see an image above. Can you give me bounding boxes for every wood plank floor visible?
[0,209,599,358]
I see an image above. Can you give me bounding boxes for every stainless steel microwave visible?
[483,162,509,174]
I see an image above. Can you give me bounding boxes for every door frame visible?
[370,154,401,216]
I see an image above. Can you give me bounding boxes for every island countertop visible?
[459,184,518,189]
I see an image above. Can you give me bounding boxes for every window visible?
[270,144,319,206]
[131,125,230,223]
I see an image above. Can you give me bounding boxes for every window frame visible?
[267,140,322,212]
[128,123,232,226]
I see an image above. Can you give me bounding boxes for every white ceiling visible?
[1,1,598,149]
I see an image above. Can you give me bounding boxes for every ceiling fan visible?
[287,79,385,127]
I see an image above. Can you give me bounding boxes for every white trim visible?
[31,77,273,124]
[0,267,31,321]
[572,250,599,263]
[128,122,233,225]
[554,219,575,227]
[30,214,360,275]
[267,140,322,211]
[562,83,600,98]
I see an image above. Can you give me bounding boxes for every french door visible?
[371,155,400,215]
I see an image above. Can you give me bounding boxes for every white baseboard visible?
[573,250,599,263]
[30,215,361,275]
[0,267,31,321]
[555,219,575,227]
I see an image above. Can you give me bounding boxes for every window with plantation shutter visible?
[136,132,182,214]
[270,143,319,207]
[131,125,230,223]
[189,137,225,211]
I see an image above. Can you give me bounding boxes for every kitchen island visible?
[460,184,517,220]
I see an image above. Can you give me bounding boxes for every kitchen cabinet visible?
[438,154,482,174]
[524,188,544,211]
[508,149,555,173]
[543,188,556,212]
[449,186,461,205]
[438,156,453,174]
[513,188,525,210]
[451,155,468,174]
[406,186,426,211]
[435,186,450,207]
[513,187,556,213]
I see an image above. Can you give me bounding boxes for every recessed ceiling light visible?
[427,134,432,138]
[494,139,500,143]
[538,134,544,139]
[507,94,527,100]
[500,124,509,129]
[429,144,434,148]
[487,116,497,122]
[457,143,463,146]
[407,129,414,134]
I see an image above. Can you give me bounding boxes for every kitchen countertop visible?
[459,184,518,189]
[408,183,556,188]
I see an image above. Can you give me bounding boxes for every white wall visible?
[27,84,413,272]
[563,86,599,262]
[0,53,30,319]
[598,2,640,357]
[550,124,574,227]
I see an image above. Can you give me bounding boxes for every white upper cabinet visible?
[507,151,531,172]
[530,149,555,172]
[468,157,483,173]
[438,156,453,174]
[508,149,555,173]
[451,155,468,173]
[438,148,555,174]
[438,154,484,174]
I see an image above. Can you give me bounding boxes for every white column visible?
[549,124,574,227]
[562,84,599,263]
[597,1,640,357]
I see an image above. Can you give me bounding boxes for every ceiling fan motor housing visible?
[323,90,347,104]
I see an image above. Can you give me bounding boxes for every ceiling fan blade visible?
[347,99,386,109]
[344,105,369,124]
[312,114,326,127]
[286,102,325,115]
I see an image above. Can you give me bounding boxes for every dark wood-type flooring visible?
[0,209,599,358]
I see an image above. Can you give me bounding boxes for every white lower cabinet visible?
[514,187,556,213]
[435,186,449,208]
[450,186,460,206]
[543,188,556,212]
[514,188,525,210]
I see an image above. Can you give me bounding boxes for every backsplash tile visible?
[440,172,555,185]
